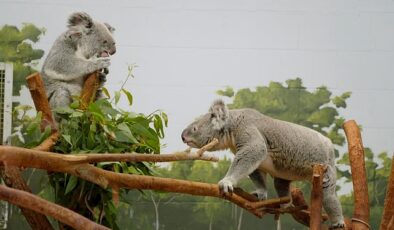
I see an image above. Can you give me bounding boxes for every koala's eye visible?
[103,40,108,44]
[192,126,198,132]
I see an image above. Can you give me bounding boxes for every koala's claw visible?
[329,223,345,230]
[251,189,267,200]
[218,178,234,195]
[98,71,107,83]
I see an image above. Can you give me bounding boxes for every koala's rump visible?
[258,121,333,181]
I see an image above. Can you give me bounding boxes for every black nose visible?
[110,46,116,55]
[181,130,187,143]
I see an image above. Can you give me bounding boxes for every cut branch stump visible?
[310,164,326,230]
[344,120,370,230]
[380,155,394,230]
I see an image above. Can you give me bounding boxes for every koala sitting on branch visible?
[181,100,345,229]
[41,12,116,110]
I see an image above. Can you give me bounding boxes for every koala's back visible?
[232,108,335,178]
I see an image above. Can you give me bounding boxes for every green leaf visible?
[121,89,133,106]
[102,87,110,98]
[161,112,168,126]
[70,111,84,118]
[54,106,75,114]
[70,100,80,109]
[65,176,78,195]
[62,135,72,146]
[114,91,121,104]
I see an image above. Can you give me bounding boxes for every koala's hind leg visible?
[322,165,345,228]
[249,170,267,200]
[273,177,292,208]
[48,87,72,110]
[273,177,291,197]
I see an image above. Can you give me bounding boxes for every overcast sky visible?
[1,0,393,161]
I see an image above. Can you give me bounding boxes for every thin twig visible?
[196,138,219,156]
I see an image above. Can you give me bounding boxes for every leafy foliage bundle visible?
[11,90,167,229]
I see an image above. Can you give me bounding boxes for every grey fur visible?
[41,12,116,110]
[181,100,344,227]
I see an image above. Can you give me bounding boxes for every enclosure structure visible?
[0,71,393,230]
[0,62,13,230]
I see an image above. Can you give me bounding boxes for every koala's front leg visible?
[249,170,268,200]
[219,130,267,194]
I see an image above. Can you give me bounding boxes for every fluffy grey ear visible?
[104,23,115,33]
[68,12,93,29]
[209,99,229,130]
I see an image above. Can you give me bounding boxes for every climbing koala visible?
[181,100,345,229]
[41,12,116,110]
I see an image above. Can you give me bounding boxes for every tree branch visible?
[0,145,264,217]
[26,72,56,131]
[380,155,394,230]
[310,164,326,230]
[344,120,370,230]
[0,185,109,230]
[80,71,100,110]
[0,72,56,230]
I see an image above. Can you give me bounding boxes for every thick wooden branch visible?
[26,72,56,131]
[0,73,57,230]
[0,185,109,230]
[380,155,394,230]
[0,145,263,217]
[344,120,370,230]
[310,164,326,230]
[290,188,333,229]
[0,166,53,230]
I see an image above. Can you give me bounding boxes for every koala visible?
[181,100,345,229]
[41,12,116,111]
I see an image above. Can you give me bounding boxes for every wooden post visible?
[343,120,370,230]
[310,164,326,230]
[26,72,56,131]
[380,155,394,230]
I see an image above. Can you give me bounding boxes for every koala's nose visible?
[110,45,116,55]
[181,130,187,143]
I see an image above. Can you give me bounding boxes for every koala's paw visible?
[251,189,267,200]
[98,71,107,84]
[329,223,345,230]
[218,177,235,195]
[96,57,111,69]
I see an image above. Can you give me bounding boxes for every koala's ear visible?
[104,23,115,33]
[65,28,82,41]
[209,99,229,130]
[68,12,93,29]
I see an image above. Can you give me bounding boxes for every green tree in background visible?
[0,24,45,95]
[218,78,351,147]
